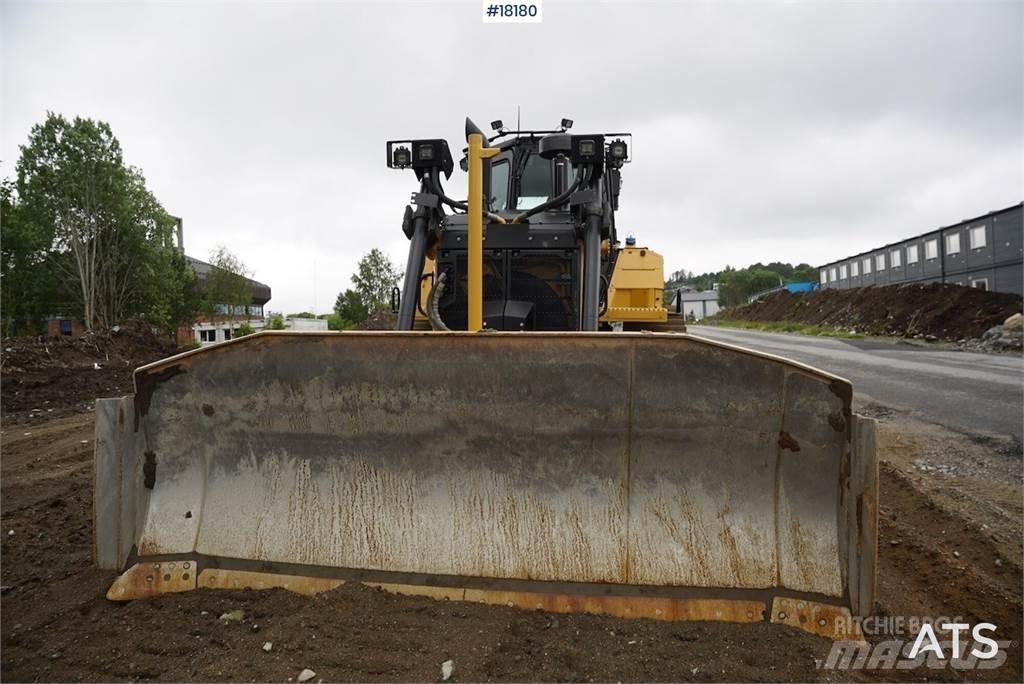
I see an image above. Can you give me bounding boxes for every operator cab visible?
[484,139,564,214]
[389,118,631,332]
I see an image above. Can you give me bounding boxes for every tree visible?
[235,321,255,337]
[17,114,124,329]
[322,313,345,330]
[200,246,251,322]
[791,263,817,283]
[10,112,192,331]
[268,312,286,330]
[718,268,782,307]
[0,179,62,334]
[351,248,400,314]
[333,288,368,328]
[95,168,180,326]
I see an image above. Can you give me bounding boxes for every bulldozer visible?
[93,118,877,640]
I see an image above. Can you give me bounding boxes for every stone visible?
[983,325,1003,340]
[1003,313,1023,332]
[297,669,316,682]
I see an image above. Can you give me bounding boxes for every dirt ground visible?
[723,284,1022,341]
[1,322,177,427]
[1,392,1021,682]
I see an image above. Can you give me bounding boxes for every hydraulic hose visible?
[426,271,450,332]
[429,174,506,224]
[416,273,433,318]
[599,274,610,317]
[511,165,589,224]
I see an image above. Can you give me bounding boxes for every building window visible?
[890,249,901,267]
[862,257,871,274]
[839,264,848,279]
[906,244,919,264]
[925,239,938,260]
[946,233,960,255]
[969,225,986,249]
[200,329,216,342]
[223,329,232,341]
[875,254,885,271]
[829,267,837,282]
[971,278,989,291]
[851,261,859,277]
[820,270,827,284]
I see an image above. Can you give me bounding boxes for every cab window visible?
[516,153,552,210]
[490,160,509,211]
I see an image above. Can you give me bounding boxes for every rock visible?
[251,623,260,632]
[7,530,14,537]
[983,325,1003,340]
[297,668,317,682]
[1003,313,1023,332]
[994,558,1003,567]
[953,550,960,558]
[889,539,901,546]
[92,362,101,370]
[441,659,455,681]
[219,609,244,623]
[925,334,938,342]
[262,641,273,652]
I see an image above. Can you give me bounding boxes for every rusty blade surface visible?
[94,331,876,619]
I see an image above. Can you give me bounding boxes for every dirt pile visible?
[355,311,398,330]
[1,321,177,425]
[722,284,1022,341]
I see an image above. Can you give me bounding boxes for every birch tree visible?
[13,113,194,331]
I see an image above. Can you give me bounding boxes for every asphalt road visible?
[689,325,1024,443]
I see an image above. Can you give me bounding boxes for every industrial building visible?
[818,203,1023,296]
[669,288,720,320]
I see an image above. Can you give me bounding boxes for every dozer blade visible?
[94,331,876,639]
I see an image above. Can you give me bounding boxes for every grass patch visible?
[697,318,866,339]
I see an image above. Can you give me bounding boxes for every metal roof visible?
[818,201,1023,270]
[677,290,719,302]
[186,255,272,305]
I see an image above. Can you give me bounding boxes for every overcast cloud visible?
[2,0,1021,313]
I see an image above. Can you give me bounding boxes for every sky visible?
[2,0,1022,314]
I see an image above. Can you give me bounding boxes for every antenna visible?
[517,105,521,132]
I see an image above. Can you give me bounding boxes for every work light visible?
[608,139,628,161]
[570,134,604,164]
[392,146,411,169]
